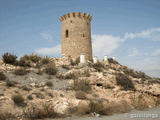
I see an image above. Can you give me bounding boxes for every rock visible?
[30,83,35,87]
[53,98,69,114]
[77,100,90,115]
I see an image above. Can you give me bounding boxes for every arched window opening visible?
[66,30,69,38]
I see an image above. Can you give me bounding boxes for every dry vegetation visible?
[0,52,159,119]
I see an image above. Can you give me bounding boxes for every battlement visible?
[59,12,92,22]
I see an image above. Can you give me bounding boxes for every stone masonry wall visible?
[60,12,93,61]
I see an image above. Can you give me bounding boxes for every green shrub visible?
[22,54,41,63]
[116,73,135,91]
[41,56,50,65]
[12,94,26,107]
[75,91,86,99]
[89,101,104,114]
[73,79,91,91]
[45,81,53,87]
[18,54,41,67]
[2,52,17,65]
[0,72,6,81]
[13,68,28,76]
[18,58,31,67]
[92,62,104,72]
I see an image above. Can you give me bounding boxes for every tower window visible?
[82,34,85,37]
[66,30,69,38]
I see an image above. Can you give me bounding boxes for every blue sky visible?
[0,0,160,77]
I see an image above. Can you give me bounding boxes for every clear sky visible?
[0,0,160,77]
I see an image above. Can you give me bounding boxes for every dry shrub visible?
[27,95,33,100]
[45,62,57,75]
[89,101,104,114]
[12,94,26,107]
[102,101,131,115]
[67,106,78,114]
[83,69,90,77]
[92,62,104,72]
[75,91,86,99]
[33,92,45,99]
[108,58,119,64]
[156,98,160,106]
[41,56,50,65]
[64,72,77,79]
[13,68,28,76]
[116,73,135,91]
[131,94,149,110]
[70,57,80,66]
[24,103,61,119]
[6,80,17,87]
[45,81,53,87]
[0,72,6,81]
[0,112,17,120]
[73,79,91,92]
[62,65,70,70]
[122,66,150,79]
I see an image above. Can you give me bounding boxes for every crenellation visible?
[60,12,92,22]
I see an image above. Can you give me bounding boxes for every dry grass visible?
[89,100,104,114]
[13,68,28,76]
[130,94,149,110]
[0,112,17,120]
[75,91,86,99]
[83,69,90,77]
[102,101,131,115]
[45,62,58,75]
[24,103,62,119]
[73,79,91,92]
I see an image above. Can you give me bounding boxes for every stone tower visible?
[59,12,92,61]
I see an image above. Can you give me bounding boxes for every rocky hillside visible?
[0,53,160,120]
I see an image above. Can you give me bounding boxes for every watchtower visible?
[59,12,93,61]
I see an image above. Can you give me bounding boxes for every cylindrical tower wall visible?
[60,12,92,60]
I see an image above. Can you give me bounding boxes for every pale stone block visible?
[80,54,86,63]
[93,56,98,63]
